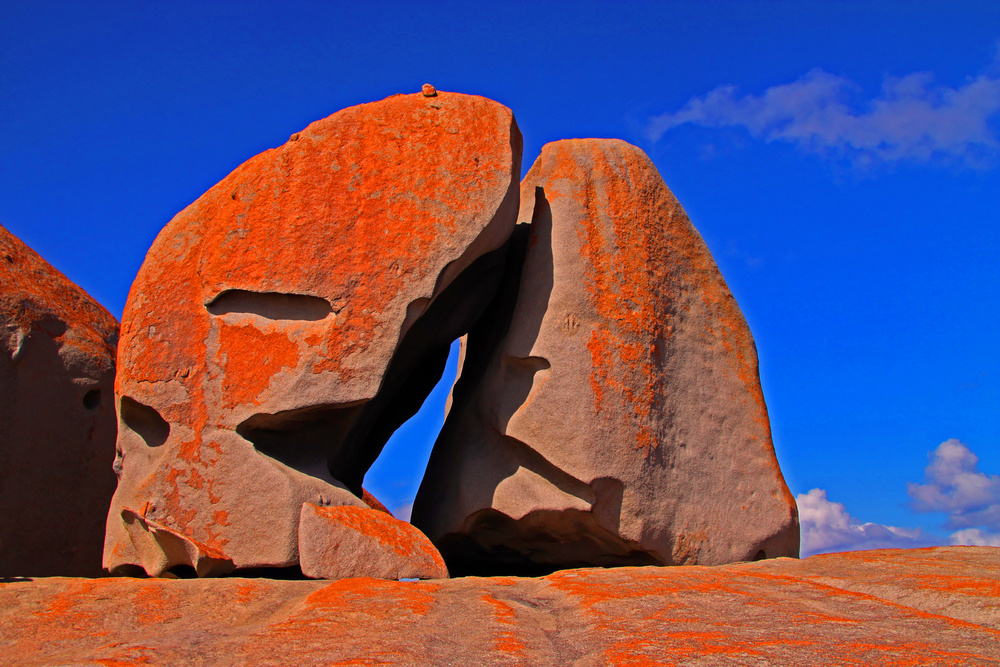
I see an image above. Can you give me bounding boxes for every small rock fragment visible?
[421,83,437,97]
[298,503,448,580]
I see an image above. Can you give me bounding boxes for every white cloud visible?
[647,50,1000,168]
[950,528,1000,547]
[392,502,413,523]
[907,439,1000,545]
[796,488,932,557]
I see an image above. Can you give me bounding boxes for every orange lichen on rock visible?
[216,322,299,408]
[0,225,117,360]
[480,592,528,658]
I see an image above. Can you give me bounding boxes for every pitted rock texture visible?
[1,548,997,665]
[413,139,798,575]
[298,503,448,580]
[105,91,522,576]
[0,225,118,577]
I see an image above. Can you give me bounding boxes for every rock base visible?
[2,547,997,665]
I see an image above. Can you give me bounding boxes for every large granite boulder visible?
[105,91,521,576]
[0,226,118,577]
[413,139,798,574]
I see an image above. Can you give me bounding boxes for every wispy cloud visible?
[392,502,413,523]
[796,488,931,557]
[647,50,1000,168]
[949,528,1000,547]
[907,438,1000,544]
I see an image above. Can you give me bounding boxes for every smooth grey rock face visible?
[0,225,119,577]
[413,139,799,575]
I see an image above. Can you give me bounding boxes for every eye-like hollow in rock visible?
[206,289,333,321]
[83,388,102,410]
[119,396,170,449]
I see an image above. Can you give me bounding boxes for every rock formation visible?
[102,88,799,581]
[0,225,118,577]
[104,91,521,577]
[3,547,998,664]
[413,139,798,574]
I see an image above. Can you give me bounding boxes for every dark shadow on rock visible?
[438,508,662,577]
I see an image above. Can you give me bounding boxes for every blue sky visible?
[2,1,997,555]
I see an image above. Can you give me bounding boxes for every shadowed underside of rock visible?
[104,91,521,576]
[413,139,798,575]
[0,225,119,577]
[2,548,997,665]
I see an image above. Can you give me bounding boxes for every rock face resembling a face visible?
[412,139,799,575]
[0,225,119,577]
[104,91,522,576]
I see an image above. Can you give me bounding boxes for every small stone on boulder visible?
[298,503,448,580]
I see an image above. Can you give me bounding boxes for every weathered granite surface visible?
[2,547,997,665]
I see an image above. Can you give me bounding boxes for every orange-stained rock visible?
[1,547,997,664]
[105,90,521,576]
[413,139,798,575]
[298,503,448,580]
[0,225,118,577]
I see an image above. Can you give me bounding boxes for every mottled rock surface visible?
[414,139,797,575]
[0,225,118,577]
[1,548,997,665]
[105,92,521,576]
[298,503,448,580]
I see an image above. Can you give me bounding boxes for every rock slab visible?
[414,139,797,574]
[1,547,997,665]
[0,225,118,577]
